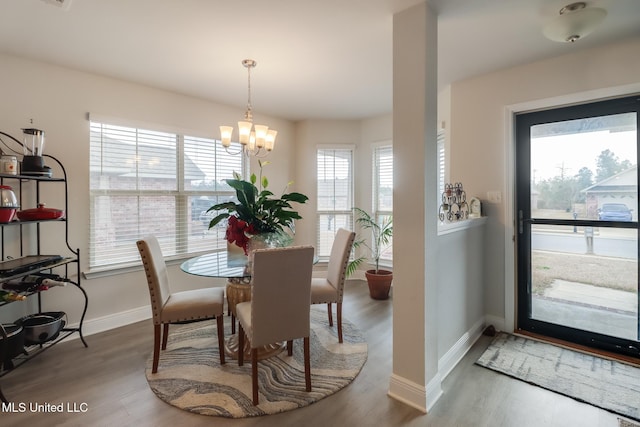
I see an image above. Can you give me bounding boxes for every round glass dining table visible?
[180,250,250,281]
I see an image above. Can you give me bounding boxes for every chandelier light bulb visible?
[265,130,277,151]
[253,125,268,149]
[220,126,233,148]
[248,131,257,151]
[237,120,252,146]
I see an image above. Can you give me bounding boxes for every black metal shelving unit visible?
[0,155,88,403]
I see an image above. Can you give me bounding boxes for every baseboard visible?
[347,271,367,281]
[389,318,486,413]
[425,373,444,412]
[388,374,428,413]
[438,317,485,380]
[64,305,151,340]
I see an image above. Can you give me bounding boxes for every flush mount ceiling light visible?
[220,59,276,158]
[40,0,73,11]
[543,2,607,43]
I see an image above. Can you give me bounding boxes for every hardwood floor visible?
[0,280,624,426]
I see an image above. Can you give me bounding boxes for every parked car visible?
[597,203,633,221]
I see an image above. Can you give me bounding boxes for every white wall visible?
[436,220,486,373]
[0,52,296,330]
[449,36,640,330]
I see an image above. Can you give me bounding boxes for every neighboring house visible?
[582,166,638,220]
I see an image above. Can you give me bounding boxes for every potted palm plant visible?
[347,207,393,300]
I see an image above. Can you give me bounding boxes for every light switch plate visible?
[487,191,502,203]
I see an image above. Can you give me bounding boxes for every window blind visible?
[373,144,393,261]
[437,130,446,200]
[89,121,245,271]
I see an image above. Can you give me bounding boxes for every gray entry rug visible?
[145,307,367,417]
[476,333,640,422]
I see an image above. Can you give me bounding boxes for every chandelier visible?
[220,59,276,157]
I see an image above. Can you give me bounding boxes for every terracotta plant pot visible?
[364,269,393,300]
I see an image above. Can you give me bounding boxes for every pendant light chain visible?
[244,60,254,122]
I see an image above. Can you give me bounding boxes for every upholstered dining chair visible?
[310,228,356,343]
[236,245,315,405]
[137,236,226,373]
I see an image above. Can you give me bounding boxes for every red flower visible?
[225,216,256,254]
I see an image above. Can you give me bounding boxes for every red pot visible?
[17,204,64,221]
[0,208,16,223]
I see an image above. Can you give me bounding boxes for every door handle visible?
[519,210,523,234]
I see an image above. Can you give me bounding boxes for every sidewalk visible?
[545,279,637,314]
[533,279,638,341]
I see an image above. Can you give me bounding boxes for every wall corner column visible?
[388,1,440,412]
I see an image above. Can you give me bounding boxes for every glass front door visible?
[516,95,640,358]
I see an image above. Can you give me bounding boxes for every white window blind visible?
[316,148,354,259]
[373,144,393,261]
[89,121,245,271]
[437,130,446,200]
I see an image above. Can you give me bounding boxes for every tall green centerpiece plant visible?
[347,207,393,300]
[207,161,308,254]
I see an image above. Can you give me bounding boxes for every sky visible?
[531,130,637,183]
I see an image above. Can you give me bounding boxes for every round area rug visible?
[145,307,368,417]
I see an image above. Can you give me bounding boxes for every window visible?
[437,129,445,200]
[316,147,354,259]
[89,120,245,271]
[373,144,393,261]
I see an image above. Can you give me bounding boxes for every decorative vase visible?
[365,269,393,300]
[248,230,293,250]
[245,231,293,274]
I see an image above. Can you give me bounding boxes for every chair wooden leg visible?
[0,384,7,404]
[231,314,236,335]
[252,349,259,405]
[327,302,333,326]
[304,336,311,392]
[287,340,293,356]
[161,323,169,350]
[216,315,226,365]
[152,324,161,373]
[238,324,244,366]
[337,302,343,344]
